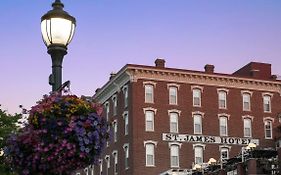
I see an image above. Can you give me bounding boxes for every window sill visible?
[146,165,156,167]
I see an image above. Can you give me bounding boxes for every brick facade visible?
[75,59,281,175]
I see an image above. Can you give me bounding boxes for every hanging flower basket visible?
[5,94,110,175]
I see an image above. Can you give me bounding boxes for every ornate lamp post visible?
[41,0,76,92]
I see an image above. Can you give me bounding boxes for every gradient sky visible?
[1,0,281,114]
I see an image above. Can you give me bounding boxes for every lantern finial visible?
[52,0,64,9]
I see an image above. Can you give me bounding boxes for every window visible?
[219,117,228,136]
[145,85,154,103]
[220,148,229,163]
[105,156,110,175]
[112,96,117,116]
[112,151,118,174]
[263,95,271,112]
[242,93,251,111]
[194,146,203,164]
[193,89,201,107]
[84,167,89,175]
[169,87,178,105]
[244,118,252,137]
[194,114,202,134]
[99,159,103,175]
[145,143,155,166]
[170,113,178,133]
[123,144,129,169]
[170,145,179,167]
[105,102,110,121]
[145,111,154,131]
[124,112,129,135]
[113,120,117,142]
[218,91,227,109]
[123,86,128,107]
[264,120,273,139]
[89,165,94,175]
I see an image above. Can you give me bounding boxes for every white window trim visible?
[168,86,178,105]
[168,142,182,148]
[217,113,230,120]
[217,90,228,109]
[143,140,158,147]
[143,81,157,87]
[123,143,129,169]
[167,83,180,90]
[242,115,254,121]
[123,111,129,135]
[168,110,181,133]
[219,116,228,136]
[263,117,274,139]
[168,109,181,116]
[192,111,205,117]
[220,147,230,163]
[112,150,118,175]
[112,119,118,142]
[144,141,157,167]
[192,143,206,150]
[242,92,251,111]
[144,110,155,132]
[217,88,229,94]
[143,81,156,104]
[99,159,103,175]
[262,92,273,97]
[243,117,252,138]
[111,94,117,116]
[105,155,110,168]
[191,85,204,107]
[104,101,110,121]
[241,90,253,96]
[169,143,180,168]
[192,112,203,135]
[219,145,232,150]
[143,107,157,115]
[193,145,204,165]
[169,112,179,133]
[122,85,129,108]
[262,93,272,113]
[191,85,204,92]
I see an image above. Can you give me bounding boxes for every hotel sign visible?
[162,133,259,146]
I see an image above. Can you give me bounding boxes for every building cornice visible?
[126,66,281,95]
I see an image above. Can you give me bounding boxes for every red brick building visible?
[76,59,281,175]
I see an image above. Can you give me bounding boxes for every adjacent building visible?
[76,59,281,175]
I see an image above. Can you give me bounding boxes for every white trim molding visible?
[263,117,275,123]
[262,92,274,97]
[193,143,206,150]
[143,140,158,147]
[191,85,204,92]
[192,111,205,118]
[241,90,253,96]
[217,88,229,94]
[143,81,157,87]
[219,145,232,151]
[242,115,254,121]
[168,109,182,116]
[218,113,230,120]
[168,142,182,148]
[167,83,180,90]
[143,107,157,114]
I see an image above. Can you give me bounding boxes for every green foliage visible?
[0,108,21,175]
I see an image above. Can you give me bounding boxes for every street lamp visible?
[41,0,76,92]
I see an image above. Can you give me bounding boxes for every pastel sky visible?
[1,0,281,114]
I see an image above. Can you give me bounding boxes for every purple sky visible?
[1,0,281,114]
